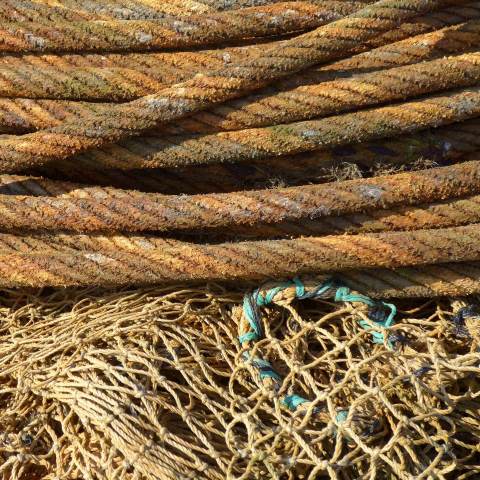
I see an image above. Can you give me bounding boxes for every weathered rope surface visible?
[2,16,479,103]
[198,192,480,239]
[0,1,353,53]
[0,160,478,232]
[4,173,480,239]
[0,224,479,286]
[0,0,458,171]
[38,118,480,194]
[82,88,480,170]
[0,230,478,296]
[171,49,480,131]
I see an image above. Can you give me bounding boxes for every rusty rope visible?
[1,160,480,232]
[2,46,480,133]
[174,25,480,132]
[50,0,252,18]
[0,2,480,104]
[0,0,458,171]
[1,14,475,135]
[0,2,353,53]
[0,225,479,287]
[63,88,480,171]
[0,231,477,298]
[29,118,480,194]
[340,261,480,298]
[2,16,479,103]
[201,193,480,239]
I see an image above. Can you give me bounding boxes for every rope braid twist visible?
[237,277,396,412]
[0,0,461,172]
[1,20,479,105]
[55,88,480,172]
[2,17,480,136]
[34,118,480,195]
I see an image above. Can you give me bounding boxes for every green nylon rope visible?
[238,277,397,411]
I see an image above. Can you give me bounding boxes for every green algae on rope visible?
[0,0,458,172]
[43,87,480,171]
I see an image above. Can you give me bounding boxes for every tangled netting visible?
[0,283,479,480]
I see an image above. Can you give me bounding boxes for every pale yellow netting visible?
[0,284,479,480]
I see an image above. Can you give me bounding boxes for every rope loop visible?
[238,277,398,411]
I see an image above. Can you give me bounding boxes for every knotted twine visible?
[235,276,397,412]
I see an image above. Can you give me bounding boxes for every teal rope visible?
[239,277,397,411]
[282,394,310,411]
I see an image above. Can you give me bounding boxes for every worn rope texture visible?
[0,0,232,21]
[17,0,322,20]
[1,2,476,101]
[0,15,476,135]
[0,1,100,22]
[2,287,478,479]
[193,193,480,239]
[0,227,479,295]
[0,99,119,135]
[0,2,358,54]
[0,0,248,23]
[5,175,480,239]
[0,231,477,298]
[2,15,480,103]
[2,228,480,299]
[36,118,480,194]
[0,0,459,172]
[172,26,480,132]
[1,160,480,232]
[0,224,479,287]
[61,88,480,171]
[2,50,480,130]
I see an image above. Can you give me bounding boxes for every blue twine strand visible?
[238,277,397,411]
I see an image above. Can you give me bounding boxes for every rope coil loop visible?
[237,277,398,411]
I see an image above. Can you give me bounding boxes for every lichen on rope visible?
[0,0,460,171]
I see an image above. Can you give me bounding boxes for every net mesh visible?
[0,284,479,480]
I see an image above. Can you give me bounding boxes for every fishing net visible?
[0,283,479,480]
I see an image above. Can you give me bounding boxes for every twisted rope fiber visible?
[236,277,396,413]
[173,31,480,131]
[48,0,258,18]
[5,172,480,238]
[4,3,480,480]
[0,0,231,21]
[4,53,480,161]
[0,230,478,297]
[2,14,479,103]
[2,160,480,232]
[191,192,480,239]
[0,0,458,172]
[65,87,480,171]
[0,12,476,136]
[39,118,480,194]
[0,6,477,137]
[0,99,117,135]
[0,2,355,54]
[0,0,101,22]
[1,224,480,286]
[2,287,478,479]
